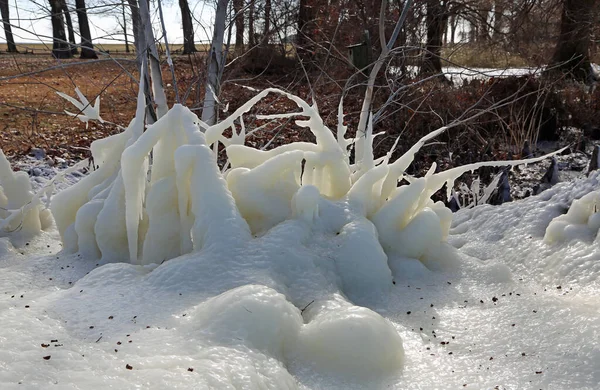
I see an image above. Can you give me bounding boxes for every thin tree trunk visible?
[0,0,17,53]
[128,0,141,56]
[476,4,491,43]
[549,0,596,81]
[233,0,244,53]
[61,0,78,55]
[179,0,197,54]
[297,0,314,61]
[468,18,476,42]
[449,14,457,44]
[122,2,130,53]
[262,0,271,46]
[443,16,448,44]
[138,0,167,120]
[75,0,97,58]
[127,0,154,121]
[421,0,448,75]
[492,0,504,40]
[248,0,255,47]
[202,0,228,125]
[49,0,72,58]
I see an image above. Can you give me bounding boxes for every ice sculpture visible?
[51,76,561,269]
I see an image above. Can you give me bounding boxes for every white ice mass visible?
[1,78,599,389]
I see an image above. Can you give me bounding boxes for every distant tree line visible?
[0,0,597,80]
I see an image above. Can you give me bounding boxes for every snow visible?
[1,86,600,389]
[2,171,600,388]
[442,66,540,84]
[400,66,539,84]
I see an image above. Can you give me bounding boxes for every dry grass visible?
[442,43,532,68]
[0,42,213,55]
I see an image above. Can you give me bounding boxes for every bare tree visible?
[248,0,256,47]
[548,0,598,80]
[120,1,130,53]
[60,0,78,55]
[128,0,141,55]
[421,0,448,75]
[297,0,314,61]
[202,0,229,125]
[233,0,244,53]
[75,0,97,58]
[0,0,17,53]
[179,0,197,54]
[49,0,72,58]
[262,0,271,45]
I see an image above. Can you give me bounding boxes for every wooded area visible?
[0,0,599,165]
[0,1,598,79]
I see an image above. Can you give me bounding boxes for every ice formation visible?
[52,83,559,268]
[545,190,600,243]
[0,149,53,239]
[57,87,104,127]
[33,74,569,386]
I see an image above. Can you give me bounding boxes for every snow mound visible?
[545,190,600,243]
[296,295,404,378]
[185,285,303,361]
[451,171,600,287]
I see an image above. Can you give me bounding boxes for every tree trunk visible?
[421,0,448,75]
[122,2,130,53]
[492,0,505,40]
[476,4,491,43]
[61,0,78,55]
[449,13,457,44]
[179,0,196,54]
[128,0,141,57]
[49,0,72,58]
[138,0,167,120]
[202,0,228,125]
[297,0,314,61]
[468,19,476,42]
[233,0,244,53]
[126,0,154,122]
[0,0,17,53]
[262,0,271,45]
[549,0,597,81]
[248,0,256,47]
[75,0,97,58]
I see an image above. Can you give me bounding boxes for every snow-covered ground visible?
[1,84,599,389]
[442,66,539,84]
[0,163,599,389]
[401,66,539,84]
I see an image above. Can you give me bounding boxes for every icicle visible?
[427,147,567,202]
[380,127,448,202]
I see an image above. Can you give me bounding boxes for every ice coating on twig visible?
[57,87,104,127]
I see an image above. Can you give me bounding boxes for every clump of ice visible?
[545,189,600,243]
[0,149,53,241]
